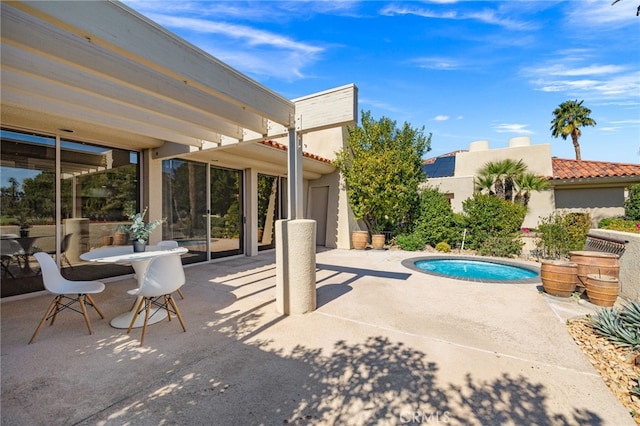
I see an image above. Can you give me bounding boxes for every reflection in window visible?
[162,159,208,264]
[0,129,140,297]
[258,174,279,251]
[210,166,242,258]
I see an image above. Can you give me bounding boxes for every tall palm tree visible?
[550,100,596,161]
[514,173,549,207]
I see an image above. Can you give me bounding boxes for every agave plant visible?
[589,301,640,350]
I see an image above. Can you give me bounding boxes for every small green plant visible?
[477,235,523,258]
[394,233,424,251]
[632,377,640,398]
[598,217,640,234]
[435,241,451,252]
[625,183,640,220]
[589,301,640,350]
[536,212,591,259]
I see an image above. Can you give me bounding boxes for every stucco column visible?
[276,219,316,315]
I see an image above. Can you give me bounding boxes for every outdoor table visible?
[80,245,188,329]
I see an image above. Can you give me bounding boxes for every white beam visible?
[10,1,295,126]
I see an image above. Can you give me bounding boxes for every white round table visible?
[80,245,188,329]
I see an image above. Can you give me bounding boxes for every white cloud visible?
[524,54,640,104]
[433,115,450,121]
[493,123,533,134]
[379,3,536,30]
[566,0,637,27]
[410,57,462,70]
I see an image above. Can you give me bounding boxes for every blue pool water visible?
[413,258,538,281]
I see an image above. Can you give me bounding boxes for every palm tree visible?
[550,100,596,161]
[514,173,549,207]
[475,174,495,196]
[477,159,527,201]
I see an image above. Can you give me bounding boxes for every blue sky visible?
[123,0,640,163]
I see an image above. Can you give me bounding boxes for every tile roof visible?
[260,140,332,163]
[552,158,640,180]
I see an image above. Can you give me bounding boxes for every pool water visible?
[413,258,538,281]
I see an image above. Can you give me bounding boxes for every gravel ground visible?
[567,317,640,424]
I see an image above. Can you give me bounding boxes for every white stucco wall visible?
[455,141,553,177]
[423,176,475,213]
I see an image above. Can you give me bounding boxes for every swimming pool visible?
[401,256,540,283]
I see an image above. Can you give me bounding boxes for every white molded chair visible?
[156,240,184,299]
[29,252,105,344]
[127,253,186,346]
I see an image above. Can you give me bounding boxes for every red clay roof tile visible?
[260,140,332,163]
[552,158,640,180]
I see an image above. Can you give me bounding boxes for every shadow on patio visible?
[0,249,623,424]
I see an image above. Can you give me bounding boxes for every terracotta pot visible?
[351,231,368,250]
[371,234,385,250]
[102,235,113,246]
[569,251,620,287]
[585,274,619,307]
[540,260,578,297]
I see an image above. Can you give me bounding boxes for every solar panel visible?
[422,156,456,178]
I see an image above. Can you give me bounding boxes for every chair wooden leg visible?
[50,296,62,326]
[127,298,146,333]
[78,294,93,335]
[29,296,59,344]
[140,297,151,346]
[85,294,105,319]
[164,295,172,321]
[177,288,184,299]
[168,295,186,332]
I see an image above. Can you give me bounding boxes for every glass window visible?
[0,129,140,296]
[210,166,243,258]
[257,174,279,251]
[59,139,139,280]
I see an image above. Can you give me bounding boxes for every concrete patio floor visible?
[1,248,634,425]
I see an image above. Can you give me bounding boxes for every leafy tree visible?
[334,110,431,235]
[550,100,596,161]
[625,183,640,220]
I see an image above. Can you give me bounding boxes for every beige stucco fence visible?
[587,229,640,303]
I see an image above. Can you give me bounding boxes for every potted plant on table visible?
[121,207,165,252]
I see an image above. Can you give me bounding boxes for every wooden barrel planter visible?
[351,231,368,250]
[569,251,620,287]
[540,260,578,297]
[585,274,620,307]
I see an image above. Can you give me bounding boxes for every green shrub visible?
[461,193,526,252]
[536,212,591,258]
[413,188,461,246]
[478,236,524,258]
[394,233,424,251]
[625,183,640,220]
[598,217,640,234]
[435,241,451,252]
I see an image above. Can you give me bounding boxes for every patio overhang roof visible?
[1,1,295,151]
